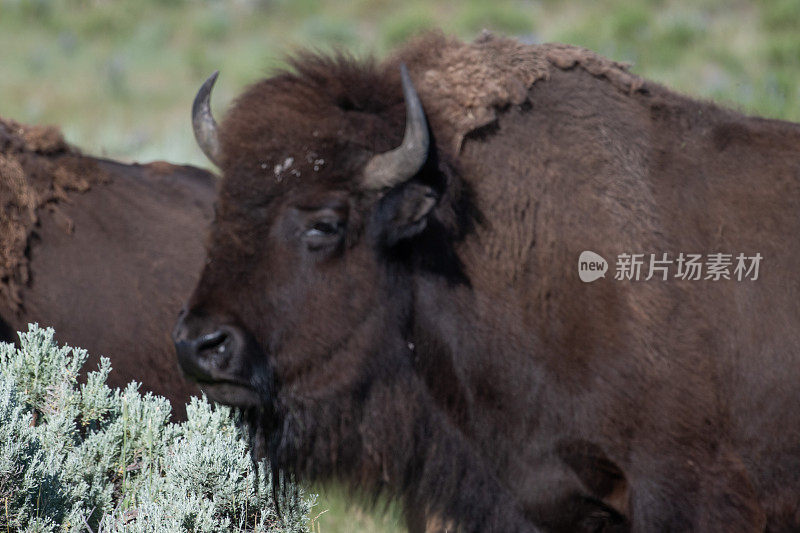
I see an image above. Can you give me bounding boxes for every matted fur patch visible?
[0,117,107,312]
[395,32,647,152]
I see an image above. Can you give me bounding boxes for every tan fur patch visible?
[0,117,107,312]
[396,32,646,152]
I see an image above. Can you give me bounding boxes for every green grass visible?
[2,1,799,530]
[307,485,405,533]
[2,0,800,171]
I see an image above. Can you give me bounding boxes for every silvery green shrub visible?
[0,324,314,532]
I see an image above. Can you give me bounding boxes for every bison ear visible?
[374,182,438,246]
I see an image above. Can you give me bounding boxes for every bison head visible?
[173,58,469,479]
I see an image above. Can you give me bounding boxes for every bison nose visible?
[173,324,243,383]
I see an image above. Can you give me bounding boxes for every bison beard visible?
[238,352,614,532]
[176,31,800,532]
[235,326,626,532]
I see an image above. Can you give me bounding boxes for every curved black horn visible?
[362,64,429,190]
[192,71,222,167]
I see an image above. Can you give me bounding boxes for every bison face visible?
[173,65,442,454]
[175,186,415,406]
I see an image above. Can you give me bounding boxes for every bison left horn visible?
[362,64,430,190]
[192,71,222,167]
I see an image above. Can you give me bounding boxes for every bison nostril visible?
[176,324,245,383]
[196,330,228,353]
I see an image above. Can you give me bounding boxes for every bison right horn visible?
[362,64,430,190]
[192,71,222,167]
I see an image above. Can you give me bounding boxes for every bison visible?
[0,116,214,420]
[174,32,800,531]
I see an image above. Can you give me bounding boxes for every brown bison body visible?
[0,118,213,419]
[174,33,800,531]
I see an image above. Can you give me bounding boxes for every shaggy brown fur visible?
[0,118,107,310]
[394,32,645,152]
[0,118,215,419]
[176,32,800,531]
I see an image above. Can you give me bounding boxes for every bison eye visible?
[308,221,338,236]
[303,218,343,250]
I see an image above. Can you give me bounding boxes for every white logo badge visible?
[578,251,608,282]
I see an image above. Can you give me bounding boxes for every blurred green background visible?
[2,0,799,531]
[2,0,800,170]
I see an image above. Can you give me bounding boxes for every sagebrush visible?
[0,324,314,532]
